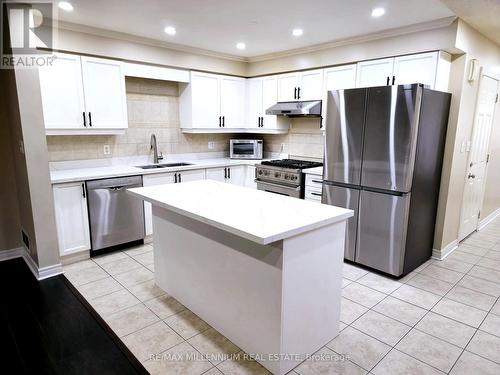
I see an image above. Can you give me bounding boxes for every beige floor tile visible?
[433,258,473,274]
[372,349,443,375]
[445,285,497,311]
[205,368,223,375]
[491,300,500,316]
[446,251,481,265]
[63,259,96,273]
[127,279,165,302]
[147,263,155,272]
[458,275,500,297]
[114,266,154,288]
[484,250,500,261]
[64,264,109,287]
[479,313,500,337]
[398,271,417,284]
[463,237,496,249]
[144,341,212,375]
[467,330,500,363]
[342,283,386,308]
[372,296,427,326]
[468,266,500,284]
[457,244,489,257]
[76,276,123,300]
[165,309,211,340]
[450,350,500,375]
[396,329,462,373]
[105,303,159,337]
[327,326,390,371]
[406,274,453,296]
[122,321,183,362]
[391,285,441,310]
[413,259,435,273]
[217,351,272,375]
[99,257,142,276]
[356,273,402,294]
[351,310,411,346]
[131,251,154,266]
[145,294,186,319]
[188,328,240,365]
[342,278,353,288]
[89,289,140,317]
[431,298,487,328]
[477,257,500,270]
[415,312,476,348]
[92,251,128,265]
[295,347,366,375]
[124,244,154,257]
[342,263,369,281]
[419,265,464,284]
[339,297,368,325]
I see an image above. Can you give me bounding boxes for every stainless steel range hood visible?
[265,100,322,117]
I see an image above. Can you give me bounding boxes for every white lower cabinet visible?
[206,166,245,186]
[53,182,91,256]
[304,173,324,203]
[245,166,257,188]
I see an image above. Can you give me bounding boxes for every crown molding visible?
[247,16,457,63]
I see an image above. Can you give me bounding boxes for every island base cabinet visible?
[151,206,345,375]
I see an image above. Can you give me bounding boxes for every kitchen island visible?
[128,180,352,374]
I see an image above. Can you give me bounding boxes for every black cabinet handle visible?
[82,183,86,198]
[179,173,182,183]
[224,168,227,179]
[311,192,322,197]
[222,116,225,127]
[218,116,221,127]
[228,167,231,179]
[294,87,297,100]
[261,117,264,127]
[297,87,301,100]
[88,112,92,127]
[386,76,390,86]
[174,173,177,183]
[83,112,86,127]
[392,76,395,85]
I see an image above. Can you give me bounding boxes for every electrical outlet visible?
[208,141,215,150]
[103,144,111,155]
[19,140,25,154]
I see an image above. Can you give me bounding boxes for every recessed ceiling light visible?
[164,26,176,35]
[371,7,386,17]
[292,28,303,37]
[236,42,246,50]
[58,1,74,12]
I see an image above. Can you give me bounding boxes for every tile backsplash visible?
[46,77,324,162]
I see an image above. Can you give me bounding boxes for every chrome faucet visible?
[150,134,163,164]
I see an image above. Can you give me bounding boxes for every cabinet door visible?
[226,166,245,186]
[298,69,324,100]
[206,167,227,182]
[261,76,278,129]
[190,72,221,128]
[39,53,86,130]
[393,52,438,88]
[220,76,246,128]
[53,182,90,256]
[356,58,394,88]
[143,173,175,236]
[245,166,257,188]
[324,65,357,91]
[177,169,206,182]
[277,73,299,101]
[81,56,128,129]
[246,78,263,129]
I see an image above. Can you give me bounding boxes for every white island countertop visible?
[128,179,353,245]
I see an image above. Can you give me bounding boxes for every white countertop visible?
[128,180,353,245]
[303,166,323,176]
[50,157,262,184]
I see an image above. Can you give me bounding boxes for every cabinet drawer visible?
[305,188,322,202]
[305,174,324,188]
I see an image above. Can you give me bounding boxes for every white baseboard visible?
[0,247,24,261]
[478,208,500,231]
[432,239,459,260]
[21,248,64,281]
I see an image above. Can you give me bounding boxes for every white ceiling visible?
[56,0,455,58]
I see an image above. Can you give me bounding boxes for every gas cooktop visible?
[260,159,323,170]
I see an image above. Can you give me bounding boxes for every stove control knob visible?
[291,175,297,180]
[264,170,270,176]
[258,170,263,175]
[284,174,289,180]
[274,172,280,178]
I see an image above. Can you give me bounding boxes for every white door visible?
[143,173,175,235]
[53,182,91,256]
[39,53,86,130]
[246,78,263,129]
[81,56,128,129]
[277,73,300,101]
[459,73,499,240]
[393,52,438,88]
[220,76,246,128]
[298,69,324,100]
[261,76,278,129]
[191,72,220,128]
[206,167,227,182]
[356,58,394,88]
[226,165,245,186]
[177,169,206,183]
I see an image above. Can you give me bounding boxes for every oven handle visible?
[254,179,301,191]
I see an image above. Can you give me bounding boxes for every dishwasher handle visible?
[107,186,126,191]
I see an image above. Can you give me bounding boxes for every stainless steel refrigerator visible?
[322,84,451,277]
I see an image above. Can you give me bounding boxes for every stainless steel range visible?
[255,159,323,198]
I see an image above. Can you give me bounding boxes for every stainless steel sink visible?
[136,162,193,169]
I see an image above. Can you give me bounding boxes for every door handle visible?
[88,112,92,127]
[260,117,264,127]
[468,173,476,179]
[311,192,322,196]
[83,112,87,127]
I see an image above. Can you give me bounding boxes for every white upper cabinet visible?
[220,76,246,128]
[188,72,221,128]
[80,57,128,130]
[39,53,86,130]
[261,76,280,129]
[277,73,300,101]
[356,58,395,88]
[324,64,357,91]
[393,52,438,87]
[277,70,324,102]
[245,76,285,131]
[246,77,263,129]
[39,53,128,134]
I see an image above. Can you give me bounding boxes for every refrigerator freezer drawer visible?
[355,189,410,276]
[322,184,360,261]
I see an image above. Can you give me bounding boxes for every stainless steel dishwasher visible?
[86,175,145,253]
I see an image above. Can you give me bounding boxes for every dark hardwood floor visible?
[0,258,147,374]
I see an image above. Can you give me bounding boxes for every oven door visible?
[230,140,261,159]
[256,180,302,198]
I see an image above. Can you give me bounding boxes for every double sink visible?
[136,162,193,170]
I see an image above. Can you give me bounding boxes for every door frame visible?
[458,68,500,240]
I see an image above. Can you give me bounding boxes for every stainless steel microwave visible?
[230,139,263,159]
